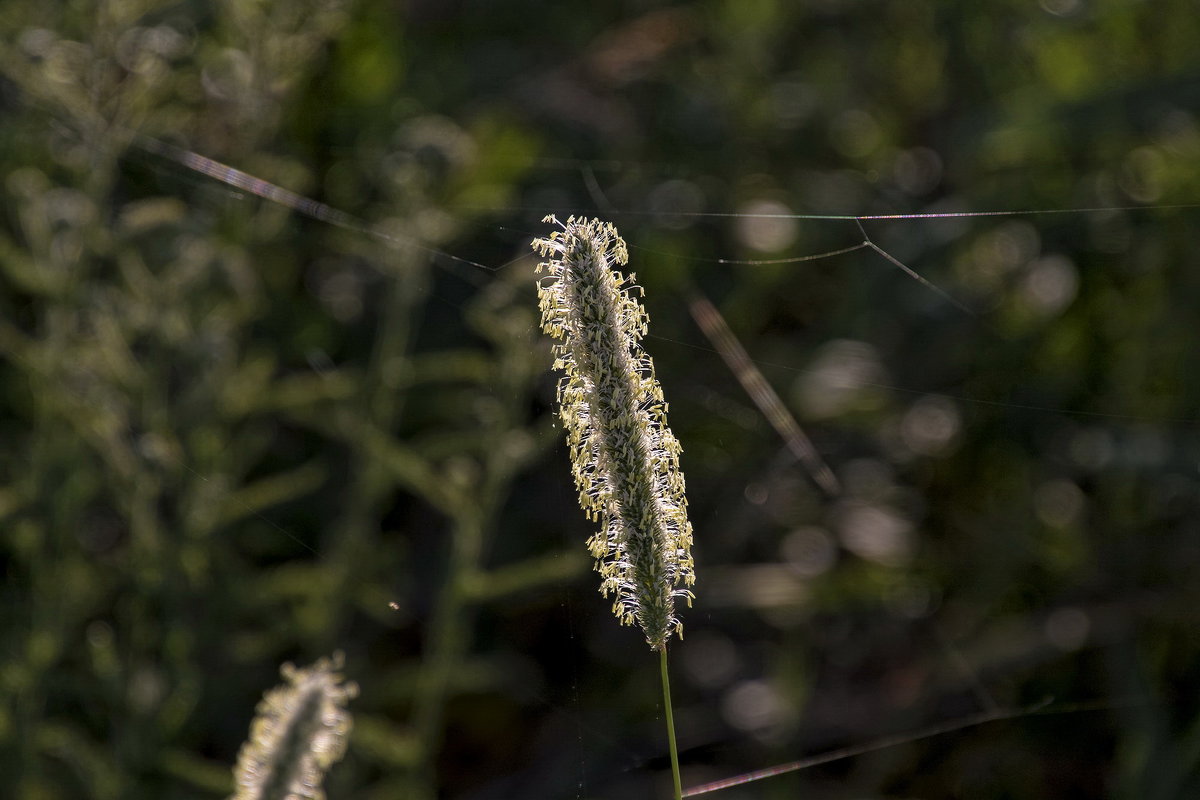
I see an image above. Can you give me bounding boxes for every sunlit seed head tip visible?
[228,654,357,800]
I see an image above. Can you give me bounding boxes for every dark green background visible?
[3,1,1199,798]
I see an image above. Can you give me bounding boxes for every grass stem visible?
[660,647,683,800]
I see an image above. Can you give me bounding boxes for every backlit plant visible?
[533,215,695,798]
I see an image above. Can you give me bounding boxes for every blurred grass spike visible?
[230,654,358,800]
[686,290,841,496]
[533,215,695,651]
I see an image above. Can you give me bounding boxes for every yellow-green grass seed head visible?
[533,215,695,651]
[229,654,357,800]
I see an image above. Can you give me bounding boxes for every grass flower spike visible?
[534,215,695,651]
[230,654,358,800]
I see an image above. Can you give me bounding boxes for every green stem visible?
[660,646,683,800]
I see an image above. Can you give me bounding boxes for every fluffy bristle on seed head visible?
[534,215,695,651]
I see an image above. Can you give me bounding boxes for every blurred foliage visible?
[2,0,1200,798]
